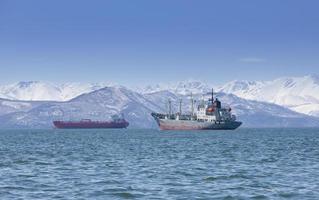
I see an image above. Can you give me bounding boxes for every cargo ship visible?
[151,89,242,130]
[53,115,129,129]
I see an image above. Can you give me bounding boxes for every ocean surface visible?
[0,128,318,200]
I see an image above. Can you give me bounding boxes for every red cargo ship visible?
[53,115,129,129]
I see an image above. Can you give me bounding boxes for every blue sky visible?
[0,0,318,86]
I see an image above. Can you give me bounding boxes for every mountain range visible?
[218,75,319,117]
[0,81,111,101]
[0,75,319,128]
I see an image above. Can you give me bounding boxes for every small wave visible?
[203,176,218,181]
[204,174,249,181]
[112,192,135,199]
[13,159,30,165]
[176,171,196,177]
[278,192,298,198]
[0,186,28,190]
[251,194,268,199]
[222,195,236,200]
[34,161,51,166]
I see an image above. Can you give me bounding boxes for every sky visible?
[0,0,318,86]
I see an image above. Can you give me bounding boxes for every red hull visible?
[53,120,129,129]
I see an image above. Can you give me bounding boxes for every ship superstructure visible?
[151,89,242,130]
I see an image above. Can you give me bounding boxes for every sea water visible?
[0,128,318,199]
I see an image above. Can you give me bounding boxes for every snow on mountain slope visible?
[291,104,319,117]
[0,81,61,101]
[0,81,111,101]
[59,82,111,101]
[138,80,211,95]
[0,98,48,116]
[218,75,319,117]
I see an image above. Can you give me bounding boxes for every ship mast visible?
[211,88,214,102]
[179,99,182,115]
[190,93,194,116]
[168,99,172,117]
[208,88,214,105]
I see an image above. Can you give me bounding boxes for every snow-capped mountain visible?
[1,86,318,128]
[137,80,211,95]
[0,86,163,128]
[0,81,111,101]
[0,98,48,116]
[218,75,319,117]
